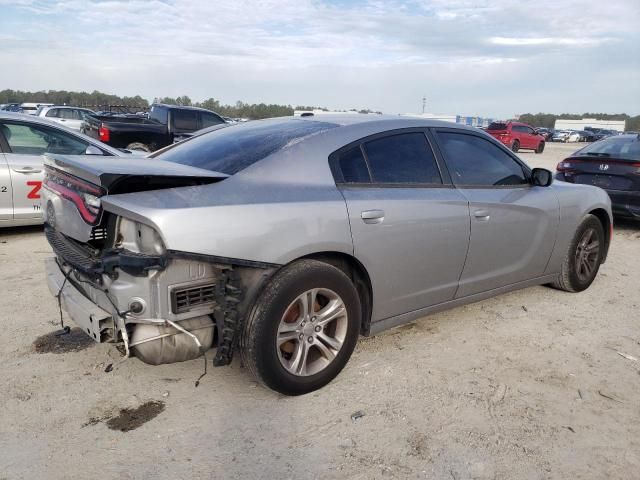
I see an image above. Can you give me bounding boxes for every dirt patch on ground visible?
[84,401,166,432]
[32,327,95,354]
[106,401,166,432]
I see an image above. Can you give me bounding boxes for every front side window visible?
[0,122,90,155]
[363,133,442,184]
[437,132,528,186]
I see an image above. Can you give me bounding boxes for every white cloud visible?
[0,0,638,116]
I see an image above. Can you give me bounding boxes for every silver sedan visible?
[0,112,123,227]
[41,116,612,395]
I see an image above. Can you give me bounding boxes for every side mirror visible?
[85,145,103,155]
[531,168,553,187]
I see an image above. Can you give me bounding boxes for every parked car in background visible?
[535,128,554,141]
[0,103,22,112]
[593,129,617,141]
[552,130,571,142]
[42,116,611,395]
[20,103,53,115]
[577,130,596,142]
[81,103,226,152]
[567,131,581,143]
[556,133,640,218]
[486,121,545,153]
[0,112,124,227]
[36,106,96,131]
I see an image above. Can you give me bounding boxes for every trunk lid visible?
[558,156,640,191]
[42,154,228,243]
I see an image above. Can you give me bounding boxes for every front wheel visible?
[535,142,545,154]
[241,259,361,395]
[550,214,604,292]
[511,140,520,153]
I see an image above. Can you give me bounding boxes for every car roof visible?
[295,114,481,131]
[151,103,218,113]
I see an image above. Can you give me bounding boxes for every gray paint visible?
[44,116,613,331]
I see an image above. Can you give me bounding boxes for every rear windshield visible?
[487,122,507,130]
[575,135,640,161]
[153,119,338,174]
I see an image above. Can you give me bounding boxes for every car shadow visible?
[614,217,640,232]
[0,225,43,239]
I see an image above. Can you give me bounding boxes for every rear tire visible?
[126,142,151,152]
[550,214,604,292]
[241,259,361,395]
[511,140,520,153]
[535,142,545,154]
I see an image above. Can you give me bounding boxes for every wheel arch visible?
[588,208,611,262]
[299,251,373,336]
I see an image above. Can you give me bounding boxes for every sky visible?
[1,0,639,118]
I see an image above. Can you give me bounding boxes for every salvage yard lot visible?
[1,143,639,479]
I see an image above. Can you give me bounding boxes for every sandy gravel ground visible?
[1,143,639,480]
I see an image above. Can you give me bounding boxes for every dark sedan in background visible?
[556,134,640,218]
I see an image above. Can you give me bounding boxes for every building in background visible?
[293,109,381,117]
[401,113,493,128]
[554,118,626,132]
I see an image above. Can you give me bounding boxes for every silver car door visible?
[0,151,13,221]
[434,129,558,298]
[332,130,470,322]
[2,121,91,219]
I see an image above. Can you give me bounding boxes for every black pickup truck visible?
[81,104,226,152]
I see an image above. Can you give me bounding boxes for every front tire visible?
[550,214,604,292]
[241,259,361,395]
[511,140,520,153]
[535,142,545,154]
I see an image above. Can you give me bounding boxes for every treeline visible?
[0,89,379,119]
[155,96,381,119]
[0,89,148,109]
[519,112,640,131]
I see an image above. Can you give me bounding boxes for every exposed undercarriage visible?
[45,225,277,368]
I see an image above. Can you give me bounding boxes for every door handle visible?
[361,209,385,224]
[13,167,42,174]
[473,209,490,221]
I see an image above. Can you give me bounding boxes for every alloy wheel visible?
[276,288,348,376]
[574,227,600,282]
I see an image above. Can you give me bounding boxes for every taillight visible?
[43,167,105,225]
[98,124,110,142]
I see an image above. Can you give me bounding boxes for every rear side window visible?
[337,146,370,183]
[45,109,59,118]
[363,133,442,184]
[488,122,508,130]
[437,132,528,186]
[154,119,338,175]
[172,110,198,131]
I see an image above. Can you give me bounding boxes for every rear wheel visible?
[241,259,361,395]
[535,142,545,154]
[550,214,604,292]
[511,140,520,153]
[126,142,151,152]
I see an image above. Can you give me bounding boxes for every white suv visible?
[36,106,95,131]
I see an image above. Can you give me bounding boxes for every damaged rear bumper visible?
[44,227,277,366]
[45,257,114,342]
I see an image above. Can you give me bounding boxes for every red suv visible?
[486,121,545,154]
